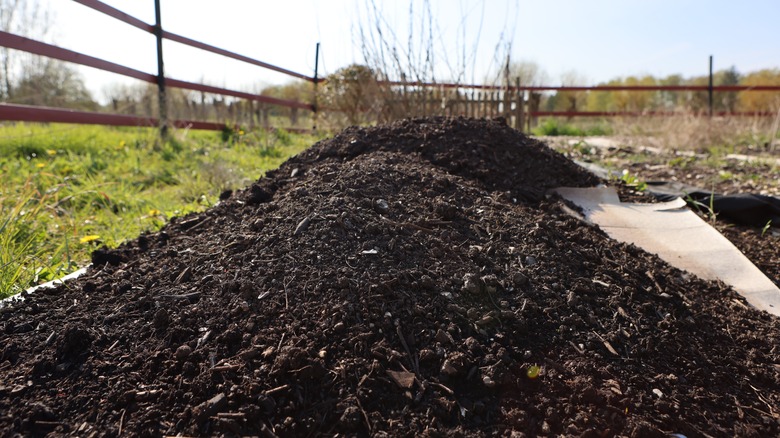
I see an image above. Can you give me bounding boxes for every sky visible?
[32,0,780,102]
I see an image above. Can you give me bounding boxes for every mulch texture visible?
[1,117,778,437]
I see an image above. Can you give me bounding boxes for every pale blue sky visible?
[43,0,779,100]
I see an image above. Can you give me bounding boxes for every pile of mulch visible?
[1,117,778,437]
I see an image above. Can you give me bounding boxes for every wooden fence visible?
[377,80,780,132]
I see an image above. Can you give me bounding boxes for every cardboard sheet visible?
[555,186,780,316]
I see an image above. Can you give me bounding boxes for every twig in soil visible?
[216,412,246,419]
[182,216,212,232]
[592,331,620,357]
[211,364,240,372]
[34,421,67,430]
[355,396,373,435]
[645,271,664,294]
[118,408,126,436]
[380,216,435,233]
[159,292,201,300]
[265,384,289,395]
[395,322,418,374]
[282,277,293,310]
[174,267,191,284]
[748,384,779,417]
[428,381,454,395]
[568,340,585,354]
[108,339,120,351]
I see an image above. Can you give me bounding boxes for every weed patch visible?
[0,123,320,297]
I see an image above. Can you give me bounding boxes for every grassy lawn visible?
[0,123,321,298]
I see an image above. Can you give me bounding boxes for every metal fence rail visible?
[0,0,318,133]
[1,0,778,133]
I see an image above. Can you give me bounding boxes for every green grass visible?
[0,123,321,298]
[531,119,611,137]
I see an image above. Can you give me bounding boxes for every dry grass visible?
[608,112,780,153]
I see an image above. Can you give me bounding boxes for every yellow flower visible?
[46,149,57,155]
[119,140,126,147]
[36,163,46,168]
[79,235,101,244]
[148,209,161,216]
[238,130,245,135]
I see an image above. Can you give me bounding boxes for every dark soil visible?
[1,117,779,437]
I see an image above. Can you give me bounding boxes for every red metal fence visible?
[1,0,779,133]
[0,0,319,133]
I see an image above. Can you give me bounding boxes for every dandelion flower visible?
[79,235,100,244]
[148,209,161,216]
[36,163,46,168]
[46,149,57,155]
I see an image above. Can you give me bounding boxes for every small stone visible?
[475,315,496,327]
[418,348,437,362]
[435,329,454,345]
[441,359,458,376]
[333,322,346,333]
[513,272,529,286]
[462,273,483,294]
[152,308,170,329]
[374,199,389,213]
[174,345,192,361]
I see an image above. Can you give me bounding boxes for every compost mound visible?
[1,117,778,437]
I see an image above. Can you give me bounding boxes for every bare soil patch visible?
[1,118,778,437]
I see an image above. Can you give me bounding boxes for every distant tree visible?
[1,0,53,99]
[658,74,684,109]
[611,75,657,112]
[262,80,314,124]
[737,69,780,112]
[504,61,549,87]
[549,70,588,113]
[585,78,622,112]
[1,0,97,109]
[9,61,97,110]
[716,66,740,112]
[680,74,710,112]
[320,64,382,126]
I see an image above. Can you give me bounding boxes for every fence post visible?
[154,0,168,138]
[313,42,320,132]
[515,78,524,132]
[708,55,714,118]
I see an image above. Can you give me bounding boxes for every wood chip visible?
[603,340,620,356]
[386,370,416,389]
[194,393,227,420]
